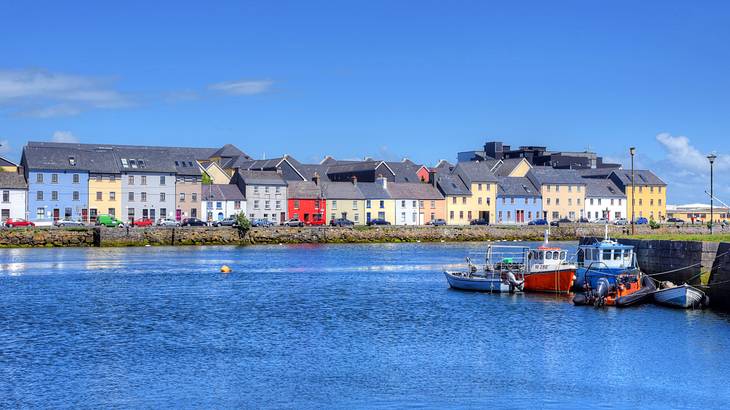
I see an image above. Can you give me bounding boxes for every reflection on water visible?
[1,242,729,408]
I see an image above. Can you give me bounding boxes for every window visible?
[160,193,165,202]
[128,176,134,185]
[332,200,338,209]
[498,211,503,220]
[1,190,8,203]
[130,159,138,169]
[462,197,466,205]
[379,200,384,209]
[452,197,456,204]
[276,200,281,209]
[110,192,116,201]
[486,184,491,191]
[450,210,454,220]
[658,199,662,206]
[487,198,490,205]
[366,200,371,209]
[96,192,102,201]
[546,198,551,205]
[160,176,166,185]
[468,211,472,220]
[568,198,572,206]
[294,200,300,209]
[191,193,197,202]
[141,192,147,202]
[73,191,80,201]
[510,198,515,204]
[52,174,59,184]
[590,198,594,205]
[52,191,58,201]
[141,176,147,185]
[556,198,560,205]
[37,208,45,219]
[401,212,406,222]
[478,197,482,205]
[276,187,281,194]
[37,191,44,201]
[352,201,357,210]
[610,199,614,206]
[265,200,271,209]
[431,200,436,209]
[128,192,134,202]
[478,183,482,191]
[354,213,359,222]
[254,200,260,210]
[216,202,223,210]
[179,193,185,202]
[459,211,464,219]
[507,211,511,220]
[253,186,259,194]
[121,159,129,168]
[568,186,572,192]
[577,198,581,205]
[265,187,270,194]
[401,200,406,207]
[597,199,602,206]
[234,201,241,210]
[555,185,560,192]
[73,174,80,184]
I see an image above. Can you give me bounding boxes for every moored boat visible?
[523,232,576,293]
[653,282,709,309]
[444,246,525,293]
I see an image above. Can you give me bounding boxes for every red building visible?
[287,180,326,225]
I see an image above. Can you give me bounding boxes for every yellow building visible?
[360,178,396,224]
[88,172,122,220]
[495,158,532,177]
[1,156,19,172]
[609,170,667,221]
[452,162,498,224]
[321,181,366,225]
[201,162,231,184]
[530,168,586,221]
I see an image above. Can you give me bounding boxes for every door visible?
[150,209,156,221]
[53,208,60,221]
[176,209,182,221]
[82,208,88,222]
[516,210,524,223]
[280,212,286,223]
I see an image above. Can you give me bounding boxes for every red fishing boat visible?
[522,233,576,293]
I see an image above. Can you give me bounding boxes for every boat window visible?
[614,250,622,260]
[553,251,559,260]
[560,251,566,260]
[584,249,593,261]
[539,251,544,260]
[603,249,612,260]
[545,251,552,260]
[623,251,632,263]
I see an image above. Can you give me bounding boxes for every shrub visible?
[649,218,660,230]
[235,212,251,233]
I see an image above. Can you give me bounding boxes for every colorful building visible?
[231,170,288,224]
[359,177,395,224]
[287,180,326,225]
[495,176,542,224]
[529,168,586,221]
[321,180,365,225]
[583,179,626,221]
[202,184,246,221]
[0,170,28,222]
[609,170,667,221]
[452,161,499,223]
[387,182,445,225]
[433,171,472,225]
[88,172,122,220]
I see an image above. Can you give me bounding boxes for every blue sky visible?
[1,0,729,203]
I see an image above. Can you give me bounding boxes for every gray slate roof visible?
[326,160,394,176]
[0,157,17,167]
[385,161,423,183]
[202,184,245,201]
[494,158,529,177]
[0,172,27,189]
[584,179,625,198]
[287,181,323,199]
[529,167,585,185]
[434,173,471,196]
[497,177,540,197]
[611,169,666,186]
[357,181,391,199]
[454,161,499,184]
[387,182,443,200]
[320,181,365,200]
[236,170,287,186]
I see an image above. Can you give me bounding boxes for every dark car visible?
[212,217,238,227]
[578,217,589,223]
[469,218,489,226]
[181,217,207,227]
[634,217,649,225]
[367,218,391,226]
[429,219,447,226]
[527,219,548,226]
[667,217,685,224]
[251,218,274,227]
[550,218,572,227]
[330,218,354,227]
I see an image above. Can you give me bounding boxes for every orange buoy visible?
[220,265,231,273]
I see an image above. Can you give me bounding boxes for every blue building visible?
[21,144,90,222]
[495,176,542,224]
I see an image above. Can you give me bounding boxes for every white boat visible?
[444,246,526,293]
[653,282,709,309]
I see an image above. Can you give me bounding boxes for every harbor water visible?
[1,243,729,408]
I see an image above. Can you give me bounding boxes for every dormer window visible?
[121,158,129,168]
[69,156,76,166]
[182,161,187,167]
[130,159,138,169]
[138,159,145,168]
[175,161,180,166]
[188,161,193,167]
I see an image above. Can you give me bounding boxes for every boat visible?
[444,246,526,293]
[522,231,576,293]
[653,282,710,309]
[573,226,655,307]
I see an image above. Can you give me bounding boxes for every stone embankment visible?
[0,224,657,248]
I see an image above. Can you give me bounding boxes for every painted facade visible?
[231,170,288,224]
[0,172,28,221]
[201,184,246,221]
[585,196,626,221]
[27,170,89,222]
[609,170,667,221]
[530,169,586,221]
[287,181,326,225]
[495,176,542,224]
[121,172,176,222]
[88,173,122,219]
[175,176,202,220]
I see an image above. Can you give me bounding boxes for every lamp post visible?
[630,147,636,235]
[708,153,717,234]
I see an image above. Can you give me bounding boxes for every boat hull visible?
[444,271,513,293]
[653,284,708,309]
[523,268,575,293]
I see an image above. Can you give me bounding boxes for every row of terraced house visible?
[0,140,667,226]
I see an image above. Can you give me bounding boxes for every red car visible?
[132,218,154,227]
[5,218,35,228]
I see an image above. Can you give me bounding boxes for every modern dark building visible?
[458,140,621,170]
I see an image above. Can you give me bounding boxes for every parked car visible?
[212,217,238,227]
[527,218,548,226]
[181,217,207,227]
[54,219,84,227]
[634,217,649,225]
[251,218,274,227]
[307,218,326,226]
[429,218,447,226]
[132,218,154,227]
[367,218,391,226]
[95,214,125,227]
[592,218,610,224]
[667,217,685,224]
[550,218,572,227]
[330,218,354,227]
[157,218,180,227]
[613,218,629,226]
[578,217,590,223]
[469,218,489,226]
[5,218,35,228]
[282,218,305,227]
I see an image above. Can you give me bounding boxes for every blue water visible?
[1,242,729,408]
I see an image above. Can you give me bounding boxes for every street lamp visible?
[630,147,636,235]
[708,153,717,234]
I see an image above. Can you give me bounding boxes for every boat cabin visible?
[526,247,570,271]
[580,241,635,270]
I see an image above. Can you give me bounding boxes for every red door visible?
[53,208,60,221]
[176,209,182,221]
[82,208,88,222]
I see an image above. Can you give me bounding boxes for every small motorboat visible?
[653,282,710,309]
[444,247,525,293]
[523,231,576,293]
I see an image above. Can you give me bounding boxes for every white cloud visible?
[208,79,273,95]
[656,133,730,172]
[52,131,79,143]
[0,69,133,117]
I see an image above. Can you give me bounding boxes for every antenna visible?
[544,229,549,245]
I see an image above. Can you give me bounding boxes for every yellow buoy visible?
[220,265,231,273]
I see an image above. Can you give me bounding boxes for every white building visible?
[387,182,444,225]
[584,179,627,221]
[0,171,28,221]
[202,184,246,222]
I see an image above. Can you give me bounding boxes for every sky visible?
[1,0,729,204]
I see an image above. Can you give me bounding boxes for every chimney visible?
[351,175,357,186]
[312,172,319,186]
[377,174,387,189]
[429,170,437,187]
